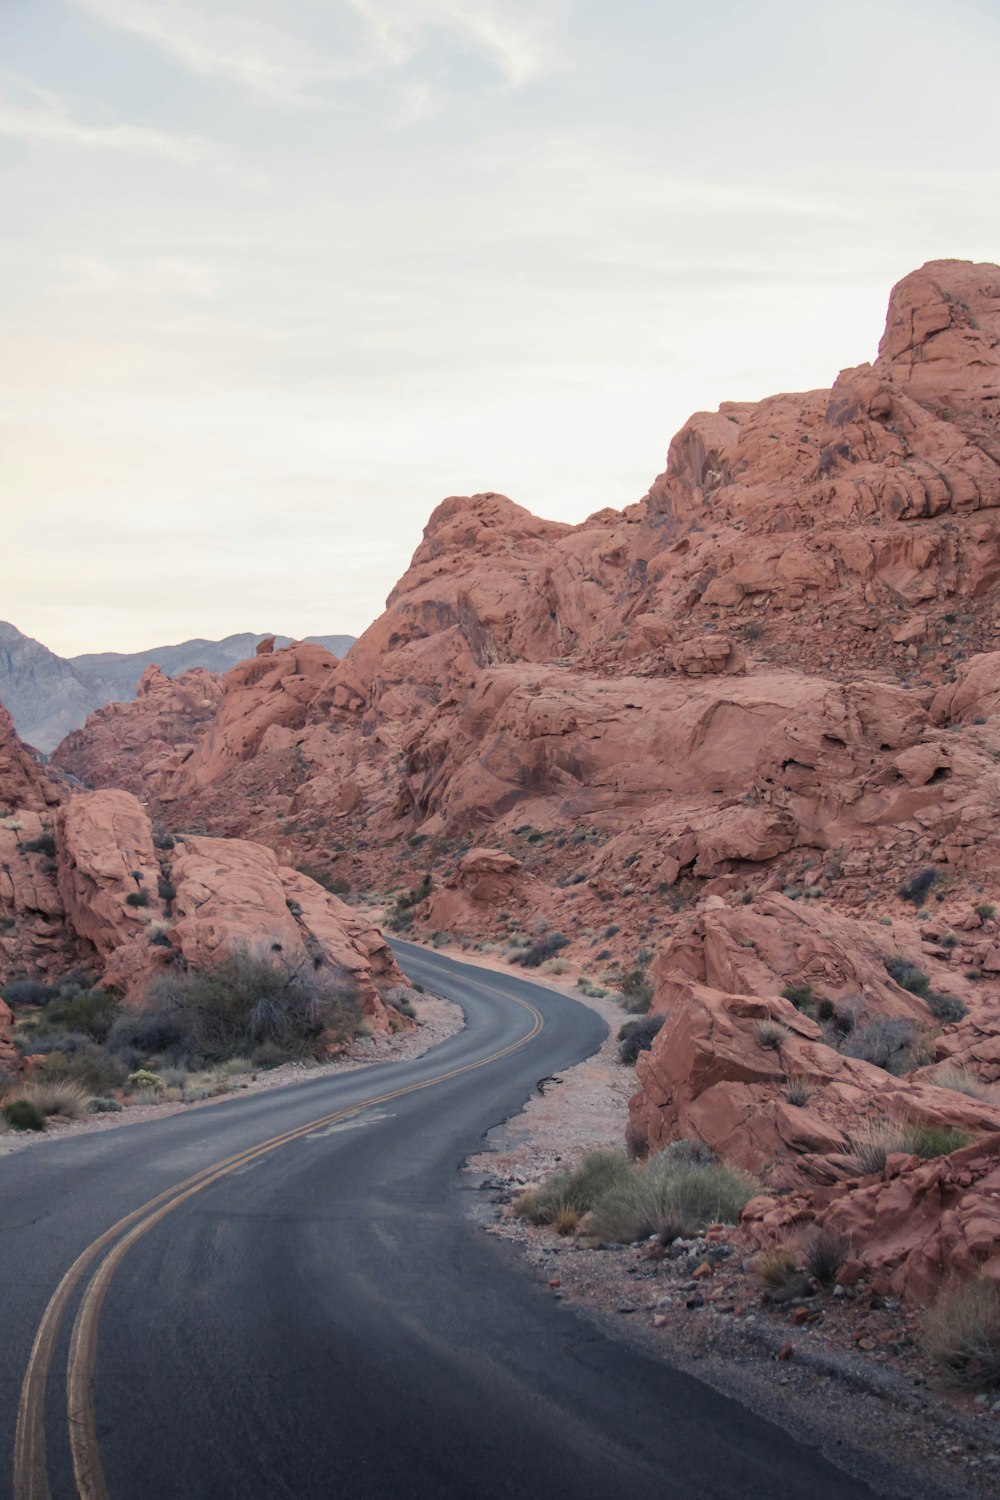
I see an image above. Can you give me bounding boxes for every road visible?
[0,941,883,1500]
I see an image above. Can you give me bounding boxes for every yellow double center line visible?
[14,985,543,1500]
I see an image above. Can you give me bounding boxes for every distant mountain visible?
[0,623,356,752]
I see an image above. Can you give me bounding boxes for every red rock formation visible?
[1,701,406,1035]
[51,665,223,799]
[44,261,1000,1289]
[743,1135,1000,1304]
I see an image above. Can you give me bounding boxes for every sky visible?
[2,0,999,656]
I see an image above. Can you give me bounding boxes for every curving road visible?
[0,942,882,1500]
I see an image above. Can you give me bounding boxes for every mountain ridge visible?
[0,622,356,751]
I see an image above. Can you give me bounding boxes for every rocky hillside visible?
[0,702,406,1057]
[49,259,1000,1297]
[0,623,356,751]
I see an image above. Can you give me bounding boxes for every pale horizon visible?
[4,0,999,656]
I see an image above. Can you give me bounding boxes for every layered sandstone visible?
[45,260,1000,1291]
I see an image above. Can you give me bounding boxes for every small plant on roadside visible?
[804,1226,849,1285]
[923,1278,1000,1388]
[2,1098,46,1131]
[127,1068,165,1093]
[618,1015,664,1065]
[513,1150,632,1226]
[755,1246,798,1289]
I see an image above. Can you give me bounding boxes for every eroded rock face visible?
[743,1135,1000,1304]
[1,704,406,1034]
[42,260,1000,1291]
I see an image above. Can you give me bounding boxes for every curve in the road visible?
[0,943,894,1500]
[13,965,543,1500]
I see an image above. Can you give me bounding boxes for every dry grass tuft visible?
[756,1018,791,1051]
[923,1278,1000,1388]
[755,1246,798,1289]
[783,1074,817,1107]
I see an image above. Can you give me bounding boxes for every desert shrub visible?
[127,1068,165,1093]
[926,990,968,1024]
[756,1018,790,1050]
[125,890,150,908]
[847,1117,972,1174]
[3,978,58,1006]
[134,948,363,1067]
[618,1015,664,1065]
[251,1040,291,1070]
[923,1278,1000,1388]
[395,874,432,911]
[34,987,121,1043]
[2,1098,46,1131]
[928,1065,999,1102]
[804,1227,849,1285]
[157,878,176,903]
[842,1016,920,1074]
[88,1097,123,1113]
[23,833,56,856]
[898,867,938,904]
[976,903,996,921]
[816,997,836,1022]
[784,1075,817,1107]
[755,1246,798,1288]
[780,983,816,1014]
[385,906,413,933]
[589,1154,756,1244]
[510,932,569,969]
[657,1139,719,1168]
[149,930,174,948]
[908,1124,973,1158]
[34,1044,128,1096]
[514,1150,632,1225]
[618,968,654,1014]
[132,1086,166,1106]
[430,931,453,949]
[884,955,931,996]
[16,1079,90,1118]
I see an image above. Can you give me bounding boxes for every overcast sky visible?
[3,0,999,656]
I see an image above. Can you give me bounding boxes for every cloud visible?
[0,74,222,162]
[70,0,565,101]
[344,0,563,88]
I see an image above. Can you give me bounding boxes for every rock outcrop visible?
[44,260,1000,1293]
[1,706,406,1034]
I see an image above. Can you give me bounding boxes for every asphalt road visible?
[0,941,883,1500]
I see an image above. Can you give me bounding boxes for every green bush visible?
[618,1015,664,1065]
[125,890,150,908]
[34,1043,128,1096]
[3,1098,46,1131]
[884,955,931,996]
[618,967,654,1014]
[131,948,363,1067]
[589,1155,757,1244]
[34,988,122,1043]
[898,867,938,904]
[127,1068,165,1093]
[514,1151,631,1225]
[780,983,816,1013]
[926,990,968,1024]
[510,933,569,969]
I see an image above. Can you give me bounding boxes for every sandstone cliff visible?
[47,260,1000,1292]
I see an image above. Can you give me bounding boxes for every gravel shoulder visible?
[446,948,1000,1500]
[0,993,463,1159]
